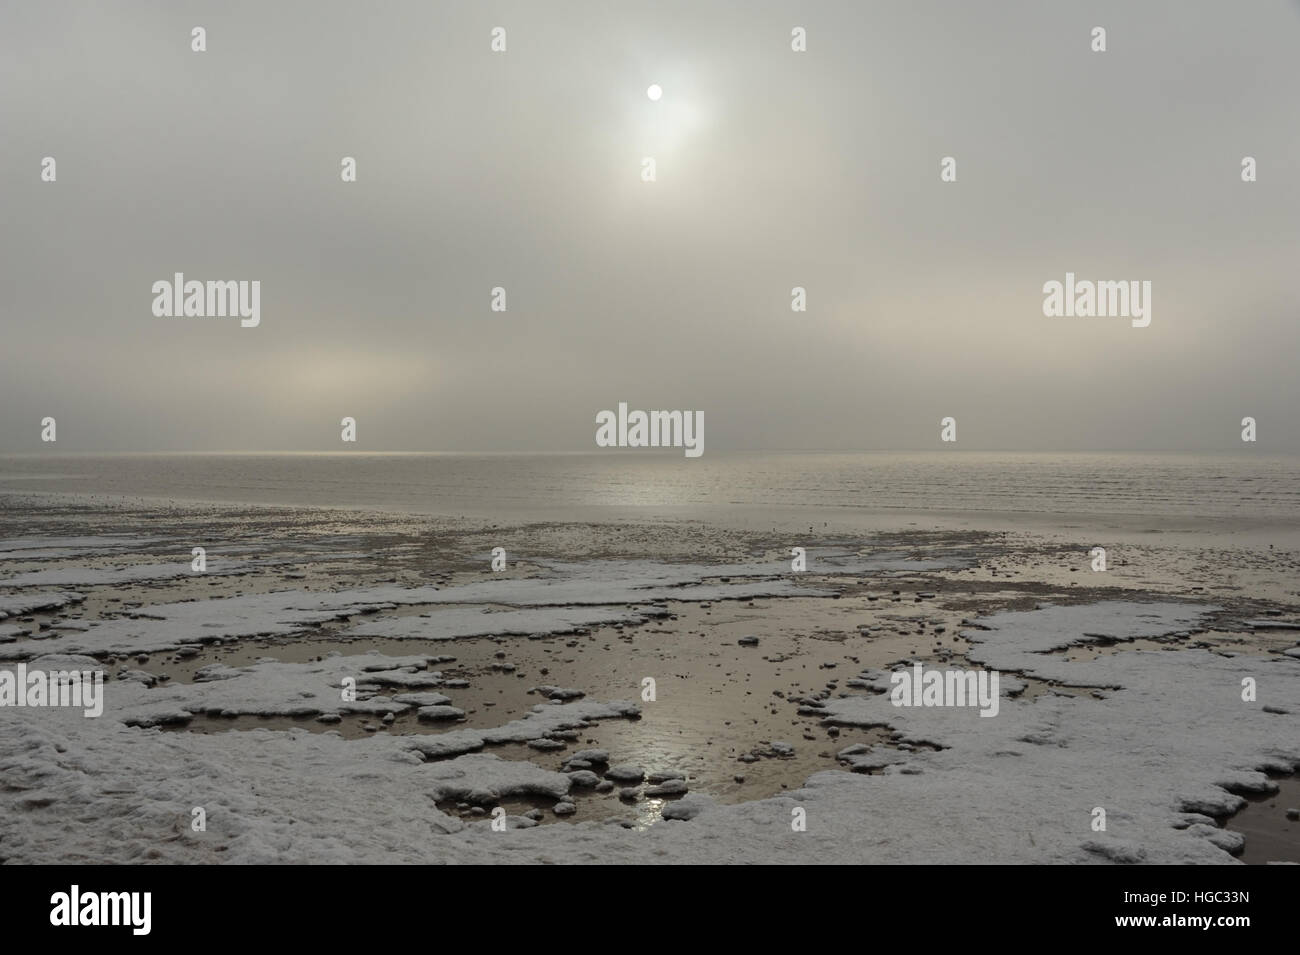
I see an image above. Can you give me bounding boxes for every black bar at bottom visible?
[2,863,1283,940]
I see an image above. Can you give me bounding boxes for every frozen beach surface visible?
[0,535,165,561]
[3,597,1296,864]
[0,585,446,659]
[113,652,449,726]
[0,558,262,588]
[0,517,1293,867]
[0,552,930,658]
[819,601,1300,862]
[419,552,956,608]
[343,605,654,641]
[0,592,85,620]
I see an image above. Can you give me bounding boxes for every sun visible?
[646,83,662,102]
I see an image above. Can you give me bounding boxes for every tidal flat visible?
[1,493,1297,864]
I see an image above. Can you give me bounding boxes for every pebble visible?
[417,705,467,722]
[605,763,645,782]
[534,685,586,701]
[392,692,452,707]
[115,669,158,687]
[662,800,705,821]
[645,779,689,797]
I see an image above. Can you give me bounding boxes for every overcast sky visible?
[2,0,1298,452]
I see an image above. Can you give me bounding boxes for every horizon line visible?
[0,448,1292,457]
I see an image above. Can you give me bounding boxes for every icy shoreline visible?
[1,519,1297,864]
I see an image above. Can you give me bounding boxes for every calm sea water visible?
[0,453,1297,528]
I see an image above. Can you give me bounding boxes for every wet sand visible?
[2,493,1298,861]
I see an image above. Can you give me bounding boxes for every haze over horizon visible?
[4,0,1299,454]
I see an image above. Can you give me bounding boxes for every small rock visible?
[661,795,708,821]
[417,705,466,722]
[115,669,158,687]
[645,779,689,797]
[533,685,586,701]
[605,763,645,782]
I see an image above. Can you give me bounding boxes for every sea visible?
[1,451,1297,536]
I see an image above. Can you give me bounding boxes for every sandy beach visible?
[2,471,1297,865]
